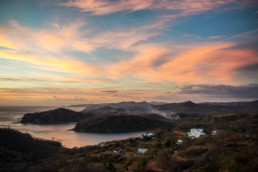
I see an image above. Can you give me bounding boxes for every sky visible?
[0,0,258,106]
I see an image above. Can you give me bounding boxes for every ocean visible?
[0,106,145,148]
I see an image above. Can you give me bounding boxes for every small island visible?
[21,108,93,124]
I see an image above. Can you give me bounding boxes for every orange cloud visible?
[0,34,19,49]
[0,49,100,75]
[0,19,94,53]
[0,20,104,77]
[91,27,158,50]
[34,21,95,53]
[107,41,258,85]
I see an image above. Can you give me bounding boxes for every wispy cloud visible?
[90,26,159,50]
[0,19,108,78]
[0,76,107,84]
[101,90,118,93]
[208,35,225,39]
[0,19,94,53]
[107,32,258,85]
[0,87,160,105]
[60,0,234,15]
[0,77,47,82]
[0,49,100,75]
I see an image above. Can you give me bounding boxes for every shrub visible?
[154,141,162,148]
[136,158,148,171]
[142,135,152,141]
[58,160,67,168]
[124,158,133,171]
[106,162,116,172]
[165,139,171,147]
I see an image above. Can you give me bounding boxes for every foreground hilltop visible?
[0,128,63,171]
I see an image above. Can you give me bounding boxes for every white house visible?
[138,148,148,154]
[176,139,183,145]
[142,132,154,138]
[212,130,217,135]
[168,114,180,120]
[114,149,122,155]
[99,142,106,148]
[188,128,206,138]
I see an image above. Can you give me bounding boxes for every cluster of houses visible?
[188,128,206,138]
[187,128,217,138]
[142,132,155,138]
[114,149,122,155]
[167,114,181,120]
[100,129,217,156]
[137,132,156,154]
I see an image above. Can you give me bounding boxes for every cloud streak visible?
[107,35,258,85]
[178,84,258,99]
[0,19,94,53]
[60,0,234,15]
[101,90,119,93]
[0,49,100,76]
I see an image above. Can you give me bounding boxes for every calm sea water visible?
[0,106,145,148]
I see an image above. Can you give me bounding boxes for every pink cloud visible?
[60,0,234,15]
[208,35,225,39]
[0,19,94,54]
[91,26,159,50]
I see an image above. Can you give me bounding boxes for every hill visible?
[0,128,62,171]
[21,108,93,124]
[82,106,127,115]
[152,100,258,115]
[74,113,174,132]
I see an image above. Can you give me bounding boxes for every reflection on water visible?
[0,106,145,148]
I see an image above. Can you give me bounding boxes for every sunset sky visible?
[0,0,258,106]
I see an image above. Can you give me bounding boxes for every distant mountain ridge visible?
[81,101,153,115]
[152,100,258,115]
[68,101,167,107]
[81,100,258,117]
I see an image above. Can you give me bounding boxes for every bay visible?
[0,106,145,148]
